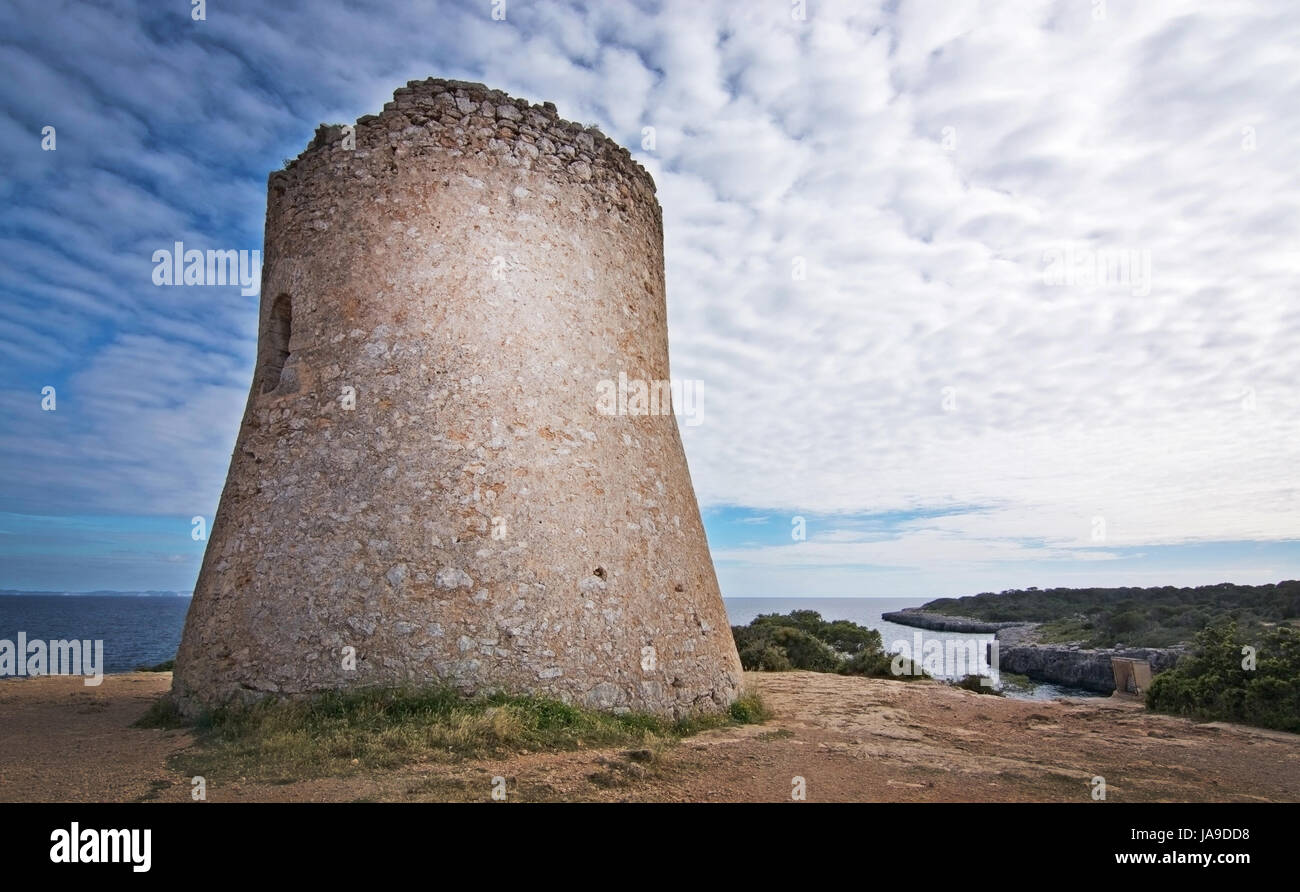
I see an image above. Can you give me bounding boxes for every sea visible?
[0,593,1099,699]
[0,594,190,674]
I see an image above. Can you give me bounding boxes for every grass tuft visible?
[727,690,772,723]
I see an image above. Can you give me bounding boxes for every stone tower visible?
[171,79,743,717]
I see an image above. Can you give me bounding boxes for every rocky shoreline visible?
[881,609,1020,634]
[884,609,1183,693]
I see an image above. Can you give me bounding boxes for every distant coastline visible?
[879,609,1015,634]
[0,590,191,598]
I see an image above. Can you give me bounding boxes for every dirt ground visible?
[1,670,1297,802]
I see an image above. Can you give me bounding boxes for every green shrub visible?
[839,649,895,678]
[1106,609,1145,636]
[738,642,792,671]
[731,611,897,678]
[764,626,842,672]
[1146,622,1300,733]
[728,690,772,723]
[135,659,174,672]
[952,674,1004,696]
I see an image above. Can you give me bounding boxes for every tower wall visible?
[171,79,743,717]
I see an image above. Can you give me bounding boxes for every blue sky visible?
[2,0,1299,597]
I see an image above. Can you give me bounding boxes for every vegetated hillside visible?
[920,581,1300,648]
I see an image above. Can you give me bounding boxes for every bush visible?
[952,674,1004,696]
[1146,622,1300,733]
[764,626,842,672]
[839,649,895,678]
[731,611,897,678]
[728,690,772,723]
[738,642,792,671]
[1106,609,1145,636]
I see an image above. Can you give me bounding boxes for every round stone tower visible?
[170,79,743,717]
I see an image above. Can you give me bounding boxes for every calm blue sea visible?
[0,595,190,673]
[0,593,1097,699]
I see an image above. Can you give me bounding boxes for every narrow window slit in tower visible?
[262,293,292,394]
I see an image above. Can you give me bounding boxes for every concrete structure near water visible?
[1111,657,1154,698]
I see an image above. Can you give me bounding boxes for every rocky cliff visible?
[996,640,1183,693]
[885,609,1183,693]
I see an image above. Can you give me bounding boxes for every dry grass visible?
[138,684,769,783]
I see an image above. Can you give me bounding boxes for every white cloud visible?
[1,0,1297,592]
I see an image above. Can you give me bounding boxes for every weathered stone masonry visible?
[170,79,744,716]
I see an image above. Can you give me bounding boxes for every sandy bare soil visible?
[1,671,1297,802]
